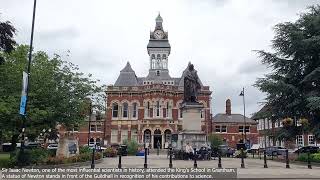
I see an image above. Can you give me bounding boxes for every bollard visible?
[263,149,268,168]
[218,152,222,168]
[285,149,290,168]
[240,148,245,168]
[91,145,96,169]
[118,147,122,168]
[193,148,197,168]
[307,150,312,169]
[259,149,262,160]
[169,147,173,168]
[144,147,148,168]
[253,150,255,158]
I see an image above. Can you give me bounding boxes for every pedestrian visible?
[186,143,194,160]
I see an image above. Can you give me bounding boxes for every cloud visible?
[0,0,318,117]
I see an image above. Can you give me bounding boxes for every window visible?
[121,130,128,143]
[123,102,128,118]
[239,126,250,133]
[215,126,227,133]
[145,102,152,118]
[179,103,183,118]
[296,135,304,147]
[111,130,118,143]
[245,126,250,132]
[90,124,96,132]
[215,126,220,132]
[112,103,118,118]
[156,70,160,76]
[96,124,102,132]
[132,103,137,118]
[239,126,244,133]
[156,101,160,117]
[221,126,227,132]
[131,129,138,142]
[166,102,170,118]
[308,135,315,145]
[200,109,204,118]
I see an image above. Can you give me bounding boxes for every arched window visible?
[132,102,137,118]
[156,101,160,117]
[145,101,152,118]
[112,103,118,118]
[165,102,170,118]
[123,102,128,118]
[200,109,204,118]
[179,103,184,119]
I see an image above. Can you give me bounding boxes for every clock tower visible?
[146,13,171,82]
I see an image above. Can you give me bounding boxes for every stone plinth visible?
[176,102,207,150]
[181,102,204,131]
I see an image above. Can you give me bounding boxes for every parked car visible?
[25,142,41,149]
[265,146,285,156]
[47,144,58,150]
[294,146,319,154]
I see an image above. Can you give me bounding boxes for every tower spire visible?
[155,12,163,30]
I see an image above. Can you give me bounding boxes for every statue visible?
[183,63,201,103]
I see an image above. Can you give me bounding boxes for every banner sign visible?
[19,71,28,115]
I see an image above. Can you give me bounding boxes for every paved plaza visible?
[83,153,320,179]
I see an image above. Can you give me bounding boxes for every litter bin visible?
[120,145,128,156]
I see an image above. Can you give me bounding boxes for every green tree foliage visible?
[254,5,320,138]
[0,45,102,143]
[208,134,223,148]
[0,15,16,64]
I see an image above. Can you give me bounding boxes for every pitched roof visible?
[114,62,138,86]
[213,113,257,124]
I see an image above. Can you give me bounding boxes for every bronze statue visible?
[183,63,201,103]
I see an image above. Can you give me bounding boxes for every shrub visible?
[208,134,223,148]
[297,153,320,163]
[127,140,138,155]
[79,146,91,154]
[29,148,50,165]
[103,147,117,157]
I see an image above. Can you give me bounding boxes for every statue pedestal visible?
[178,102,207,150]
[56,129,79,158]
[181,102,203,131]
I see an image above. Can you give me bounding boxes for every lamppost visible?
[18,0,37,166]
[239,87,247,145]
[86,98,92,146]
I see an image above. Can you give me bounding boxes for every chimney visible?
[226,99,231,115]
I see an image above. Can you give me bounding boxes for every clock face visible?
[154,30,164,39]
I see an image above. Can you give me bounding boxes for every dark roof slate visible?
[213,113,257,124]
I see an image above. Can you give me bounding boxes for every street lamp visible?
[86,98,92,146]
[239,87,247,144]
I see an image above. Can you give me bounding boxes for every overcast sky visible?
[1,0,319,117]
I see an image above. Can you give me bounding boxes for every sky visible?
[1,0,319,117]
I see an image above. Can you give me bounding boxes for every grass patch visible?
[0,153,10,160]
[0,152,11,168]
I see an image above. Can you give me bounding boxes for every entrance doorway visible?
[154,129,162,149]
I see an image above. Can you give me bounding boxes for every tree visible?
[0,15,16,64]
[0,45,102,144]
[254,5,320,139]
[208,134,223,148]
